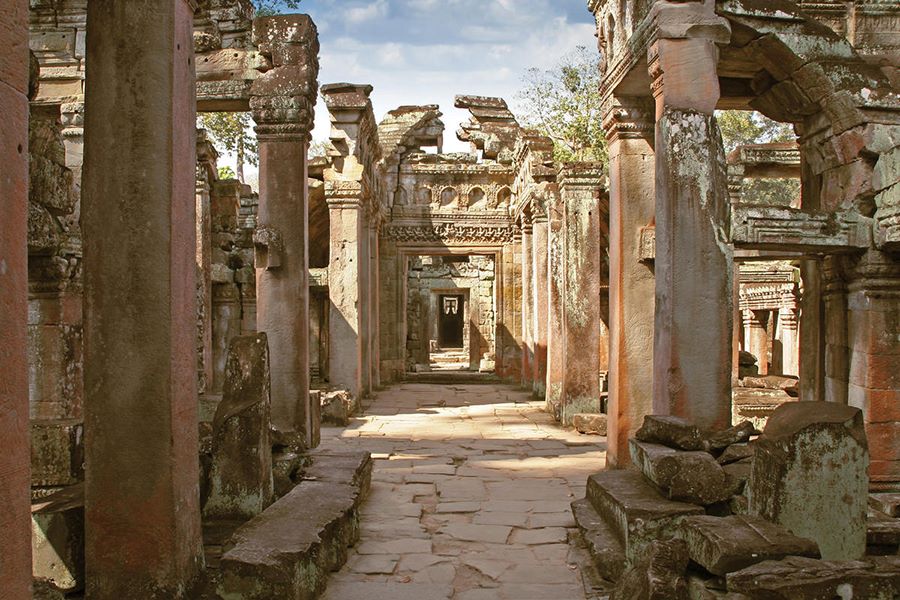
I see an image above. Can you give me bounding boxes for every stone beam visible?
[250,15,319,447]
[732,205,874,252]
[0,2,33,597]
[82,1,204,596]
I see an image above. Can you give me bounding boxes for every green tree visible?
[199,112,258,183]
[516,46,607,164]
[217,165,237,180]
[253,0,301,16]
[716,110,794,154]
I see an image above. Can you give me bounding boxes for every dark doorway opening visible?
[438,294,465,348]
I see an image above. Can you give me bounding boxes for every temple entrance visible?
[438,294,465,348]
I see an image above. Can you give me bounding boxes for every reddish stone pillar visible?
[82,2,203,596]
[847,250,900,491]
[604,97,656,467]
[800,258,826,402]
[250,16,319,446]
[650,26,734,429]
[520,219,534,388]
[532,201,550,399]
[0,3,32,597]
[368,222,381,389]
[546,187,566,417]
[559,164,606,424]
[824,256,850,405]
[743,310,769,375]
[779,301,800,377]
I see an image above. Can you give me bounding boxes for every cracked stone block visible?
[629,440,741,506]
[635,415,706,451]
[748,401,869,560]
[677,514,819,576]
[574,413,607,435]
[611,539,690,600]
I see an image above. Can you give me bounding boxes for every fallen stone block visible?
[636,416,706,451]
[868,508,900,554]
[204,333,274,521]
[574,413,608,435]
[587,470,703,563]
[749,401,869,560]
[717,443,753,465]
[677,514,819,576]
[629,440,740,506]
[302,449,373,505]
[721,460,752,495]
[705,421,757,452]
[726,556,900,599]
[870,492,900,517]
[31,483,84,594]
[611,539,690,600]
[320,389,357,426]
[571,498,627,582]
[741,375,799,397]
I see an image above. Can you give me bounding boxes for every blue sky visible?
[298,0,597,151]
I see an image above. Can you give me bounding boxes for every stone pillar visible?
[649,20,734,429]
[532,202,550,399]
[743,310,769,376]
[559,164,606,424]
[799,258,825,402]
[250,16,319,446]
[520,219,534,387]
[359,213,371,395]
[823,256,850,405]
[604,96,656,467]
[326,186,364,399]
[497,237,523,381]
[196,133,217,394]
[0,3,32,597]
[546,188,566,417]
[368,223,381,389]
[847,250,900,491]
[82,1,204,596]
[779,301,799,377]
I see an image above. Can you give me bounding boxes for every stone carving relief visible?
[382,223,516,245]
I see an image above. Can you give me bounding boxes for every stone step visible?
[586,470,703,563]
[571,498,627,582]
[218,451,372,600]
[867,508,900,554]
[676,514,819,576]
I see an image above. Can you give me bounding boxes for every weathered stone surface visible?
[721,460,753,495]
[748,401,869,560]
[31,483,85,593]
[320,389,358,426]
[574,413,608,435]
[204,333,274,520]
[867,508,900,550]
[30,419,83,488]
[870,493,900,518]
[741,375,799,397]
[706,421,758,452]
[677,515,819,576]
[629,440,740,505]
[717,443,753,465]
[587,470,703,562]
[611,539,690,600]
[726,556,900,599]
[571,498,627,582]
[636,415,707,451]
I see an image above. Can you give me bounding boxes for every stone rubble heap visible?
[573,402,900,599]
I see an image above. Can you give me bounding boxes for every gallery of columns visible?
[1,0,899,597]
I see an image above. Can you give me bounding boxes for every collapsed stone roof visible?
[377,105,445,159]
[455,95,522,163]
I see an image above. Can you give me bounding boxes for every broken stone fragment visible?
[320,389,357,426]
[677,514,819,576]
[870,493,900,518]
[574,413,607,435]
[726,556,900,599]
[705,421,758,452]
[748,401,869,560]
[740,375,799,397]
[630,440,741,505]
[717,443,754,465]
[636,415,707,451]
[721,460,752,495]
[611,539,690,600]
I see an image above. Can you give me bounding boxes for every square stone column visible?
[368,223,381,389]
[847,250,900,491]
[326,189,364,399]
[250,16,319,447]
[359,212,372,396]
[520,220,534,387]
[559,164,606,424]
[824,256,850,405]
[650,26,734,430]
[0,2,32,596]
[546,187,567,418]
[497,237,523,381]
[779,299,800,377]
[82,1,204,596]
[532,204,550,399]
[603,97,656,466]
[742,310,770,375]
[800,258,825,402]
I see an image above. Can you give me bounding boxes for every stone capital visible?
[250,15,319,139]
[558,162,605,195]
[602,95,655,143]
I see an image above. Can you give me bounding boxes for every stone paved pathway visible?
[319,382,606,600]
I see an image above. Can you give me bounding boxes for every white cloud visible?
[346,0,389,24]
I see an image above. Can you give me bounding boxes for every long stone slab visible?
[586,470,703,563]
[571,498,627,582]
[677,515,819,576]
[218,450,372,599]
[726,556,900,599]
[629,440,740,505]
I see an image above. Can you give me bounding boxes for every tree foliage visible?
[516,46,607,164]
[253,0,301,16]
[199,112,258,183]
[716,110,794,154]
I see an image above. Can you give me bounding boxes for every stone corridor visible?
[318,383,604,599]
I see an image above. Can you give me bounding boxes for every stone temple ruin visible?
[2,0,900,598]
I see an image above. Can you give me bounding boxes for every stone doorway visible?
[438,294,465,348]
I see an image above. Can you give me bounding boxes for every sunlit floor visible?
[319,383,607,600]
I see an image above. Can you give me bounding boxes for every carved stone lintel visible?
[381,223,516,245]
[732,205,874,252]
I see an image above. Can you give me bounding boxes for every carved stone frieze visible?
[381,222,516,245]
